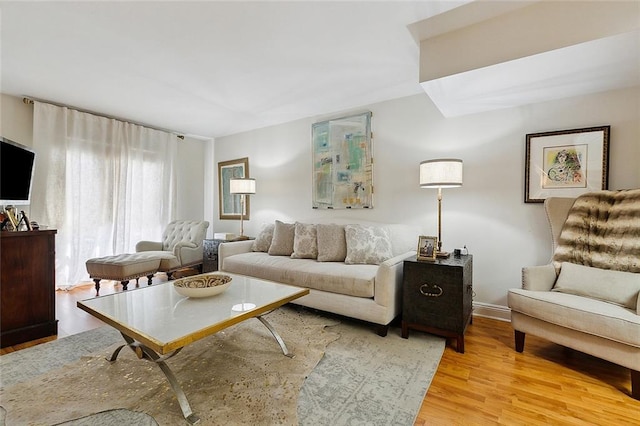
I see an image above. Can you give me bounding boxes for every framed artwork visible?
[312,111,373,209]
[525,126,610,203]
[417,235,438,261]
[218,157,250,220]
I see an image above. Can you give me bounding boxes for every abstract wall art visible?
[312,112,373,209]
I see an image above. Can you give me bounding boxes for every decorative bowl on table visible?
[173,273,232,298]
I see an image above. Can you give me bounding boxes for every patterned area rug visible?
[0,306,445,425]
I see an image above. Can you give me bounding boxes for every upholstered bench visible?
[86,252,172,294]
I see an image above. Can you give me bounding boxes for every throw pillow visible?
[344,224,393,265]
[552,262,640,309]
[291,222,318,259]
[316,224,347,262]
[252,223,275,252]
[268,220,296,256]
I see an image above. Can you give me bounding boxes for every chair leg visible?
[93,278,101,295]
[515,330,525,352]
[166,271,174,280]
[121,280,129,291]
[632,369,640,400]
[147,274,154,285]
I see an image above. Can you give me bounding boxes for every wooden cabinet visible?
[402,255,473,353]
[1,230,58,347]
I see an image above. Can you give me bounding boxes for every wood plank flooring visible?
[2,279,639,425]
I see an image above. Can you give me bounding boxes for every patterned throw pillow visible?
[344,224,393,265]
[291,222,318,259]
[316,224,347,262]
[268,220,296,256]
[252,223,275,252]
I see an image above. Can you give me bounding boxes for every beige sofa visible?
[508,190,640,400]
[219,219,420,336]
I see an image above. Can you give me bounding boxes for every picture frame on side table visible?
[525,126,610,203]
[218,157,250,220]
[4,206,19,231]
[417,235,438,261]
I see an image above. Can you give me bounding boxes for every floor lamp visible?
[420,159,463,258]
[229,178,256,240]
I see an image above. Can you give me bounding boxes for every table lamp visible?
[420,158,463,258]
[229,178,256,240]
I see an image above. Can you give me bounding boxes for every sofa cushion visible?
[291,222,318,259]
[316,224,347,262]
[344,224,393,265]
[268,220,295,256]
[552,262,640,309]
[508,288,640,347]
[223,252,377,298]
[252,223,274,252]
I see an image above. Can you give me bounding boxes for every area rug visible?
[0,306,445,425]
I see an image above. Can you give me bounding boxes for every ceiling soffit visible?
[413,1,640,117]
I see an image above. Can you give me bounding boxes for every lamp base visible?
[436,251,450,259]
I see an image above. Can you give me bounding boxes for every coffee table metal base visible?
[107,313,291,424]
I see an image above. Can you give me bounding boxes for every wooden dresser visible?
[1,229,58,347]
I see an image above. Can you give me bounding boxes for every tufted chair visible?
[136,220,209,277]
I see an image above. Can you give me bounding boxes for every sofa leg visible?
[376,324,388,337]
[515,330,525,352]
[632,369,640,400]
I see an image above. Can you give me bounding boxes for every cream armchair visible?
[136,220,209,278]
[508,190,640,400]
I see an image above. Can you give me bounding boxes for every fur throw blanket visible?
[553,189,640,273]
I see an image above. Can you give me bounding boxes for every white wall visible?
[212,87,640,317]
[1,93,208,225]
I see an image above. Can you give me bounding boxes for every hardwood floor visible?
[416,316,640,425]
[3,282,639,425]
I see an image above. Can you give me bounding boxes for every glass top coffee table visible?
[77,273,309,424]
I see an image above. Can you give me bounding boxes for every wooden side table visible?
[203,239,230,273]
[401,255,473,353]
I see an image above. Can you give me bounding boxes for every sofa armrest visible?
[374,251,415,309]
[522,264,557,291]
[136,240,163,252]
[219,240,255,270]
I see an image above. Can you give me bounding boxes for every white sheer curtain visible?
[31,102,177,289]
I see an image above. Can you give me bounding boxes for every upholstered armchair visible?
[136,220,209,277]
[508,190,640,400]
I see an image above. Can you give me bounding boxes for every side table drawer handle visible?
[419,284,443,297]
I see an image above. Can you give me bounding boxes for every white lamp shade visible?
[420,159,463,188]
[229,178,256,194]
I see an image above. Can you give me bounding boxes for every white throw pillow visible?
[316,224,347,262]
[252,223,275,252]
[552,262,640,309]
[344,224,393,265]
[291,222,318,259]
[268,220,296,256]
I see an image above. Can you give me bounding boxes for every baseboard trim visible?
[472,302,511,322]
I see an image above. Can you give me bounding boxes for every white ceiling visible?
[0,1,469,139]
[2,1,637,140]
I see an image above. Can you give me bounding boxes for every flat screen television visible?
[1,137,36,205]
